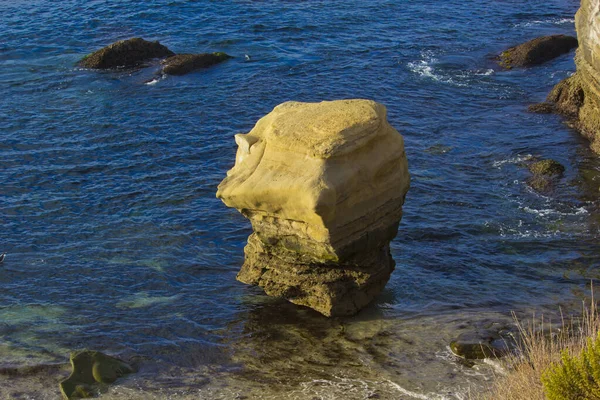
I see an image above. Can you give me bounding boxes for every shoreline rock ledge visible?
[545,0,600,153]
[217,99,410,317]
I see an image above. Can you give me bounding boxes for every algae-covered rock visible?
[59,350,135,399]
[217,99,410,317]
[78,38,175,69]
[528,159,565,176]
[548,73,585,118]
[498,35,577,69]
[527,175,553,192]
[525,159,565,192]
[547,70,600,153]
[161,52,231,75]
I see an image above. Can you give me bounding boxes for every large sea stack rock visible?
[78,38,175,69]
[547,0,600,153]
[498,35,578,69]
[217,99,410,317]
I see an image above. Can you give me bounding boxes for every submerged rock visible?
[78,38,174,69]
[217,99,410,317]
[450,330,508,360]
[161,53,231,75]
[59,350,135,399]
[498,35,577,69]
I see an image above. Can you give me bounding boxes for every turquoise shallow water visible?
[1,0,600,398]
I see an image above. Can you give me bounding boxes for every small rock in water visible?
[0,253,5,263]
[59,350,135,399]
[497,35,578,69]
[525,159,565,192]
[161,52,231,75]
[78,37,175,69]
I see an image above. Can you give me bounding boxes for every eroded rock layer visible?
[217,99,410,316]
[548,0,600,153]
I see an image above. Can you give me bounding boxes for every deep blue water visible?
[1,1,599,398]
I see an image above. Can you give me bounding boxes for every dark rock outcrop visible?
[498,35,578,69]
[59,350,135,399]
[78,38,174,69]
[161,52,231,75]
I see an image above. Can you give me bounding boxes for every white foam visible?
[385,380,454,400]
[145,75,164,85]
[483,358,508,376]
[284,375,468,400]
[501,230,559,239]
[487,221,560,239]
[407,52,468,87]
[408,51,497,87]
[408,59,443,81]
[522,206,588,217]
[492,154,533,168]
[513,18,575,28]
[473,69,494,76]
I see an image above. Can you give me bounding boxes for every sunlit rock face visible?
[217,99,410,316]
[548,0,600,153]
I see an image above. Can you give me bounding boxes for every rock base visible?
[547,61,600,153]
[238,233,395,317]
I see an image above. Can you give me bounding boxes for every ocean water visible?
[1,0,599,398]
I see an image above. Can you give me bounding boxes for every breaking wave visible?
[407,51,494,87]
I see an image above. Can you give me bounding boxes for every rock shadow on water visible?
[217,298,514,399]
[226,299,379,383]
